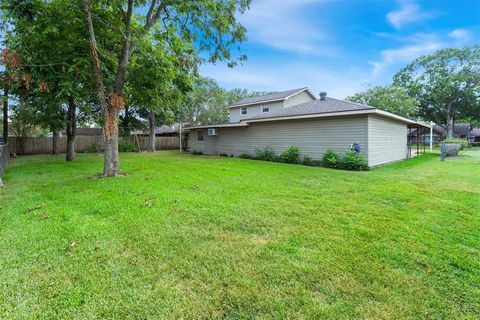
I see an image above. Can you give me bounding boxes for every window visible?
[241,106,248,115]
[197,130,204,142]
[262,105,270,113]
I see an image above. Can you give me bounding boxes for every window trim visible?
[197,130,205,143]
[261,105,270,113]
[241,106,248,115]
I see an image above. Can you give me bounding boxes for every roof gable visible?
[228,87,316,108]
[242,97,373,120]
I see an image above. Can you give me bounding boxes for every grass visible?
[0,150,479,319]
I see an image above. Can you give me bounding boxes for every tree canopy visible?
[346,85,418,118]
[393,45,480,137]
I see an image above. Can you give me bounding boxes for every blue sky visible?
[200,0,480,98]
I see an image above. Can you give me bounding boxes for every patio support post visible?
[416,127,419,156]
[423,127,426,154]
[430,122,433,152]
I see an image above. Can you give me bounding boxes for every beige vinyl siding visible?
[189,116,368,159]
[284,91,316,108]
[367,115,407,166]
[229,101,284,123]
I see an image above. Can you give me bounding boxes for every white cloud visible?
[369,41,441,76]
[386,0,435,29]
[448,29,471,41]
[368,28,477,78]
[239,0,335,56]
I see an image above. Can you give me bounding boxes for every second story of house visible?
[227,87,317,123]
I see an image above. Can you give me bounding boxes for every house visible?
[470,128,480,142]
[409,123,474,144]
[60,128,103,136]
[132,124,180,137]
[185,88,430,167]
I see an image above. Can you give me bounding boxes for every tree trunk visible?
[446,102,454,139]
[3,88,8,143]
[148,111,156,152]
[65,97,76,161]
[84,0,118,176]
[52,128,60,155]
[123,105,131,136]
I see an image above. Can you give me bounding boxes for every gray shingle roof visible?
[229,87,310,107]
[243,97,373,121]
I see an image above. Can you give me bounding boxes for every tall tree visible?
[127,38,194,152]
[394,45,480,138]
[346,85,418,118]
[82,0,250,176]
[3,0,98,160]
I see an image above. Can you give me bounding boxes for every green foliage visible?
[86,142,100,153]
[255,147,279,162]
[341,151,369,171]
[239,153,256,159]
[118,141,137,152]
[281,145,301,164]
[393,45,480,136]
[346,85,418,117]
[301,156,322,167]
[192,150,203,155]
[444,138,471,150]
[322,150,339,168]
[178,76,271,126]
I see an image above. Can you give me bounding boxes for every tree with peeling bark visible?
[394,45,480,138]
[83,0,250,176]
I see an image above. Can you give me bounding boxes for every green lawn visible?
[0,151,479,319]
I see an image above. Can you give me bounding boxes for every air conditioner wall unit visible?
[208,128,218,136]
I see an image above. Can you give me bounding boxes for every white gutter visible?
[184,109,430,130]
[183,122,249,130]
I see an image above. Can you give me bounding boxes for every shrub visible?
[192,150,203,155]
[255,147,279,162]
[87,142,100,153]
[302,156,322,167]
[281,145,301,164]
[118,141,137,152]
[444,138,470,150]
[342,151,369,171]
[239,153,256,159]
[219,153,229,157]
[322,150,339,168]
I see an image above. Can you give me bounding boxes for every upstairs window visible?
[197,130,204,142]
[241,106,248,115]
[262,105,270,113]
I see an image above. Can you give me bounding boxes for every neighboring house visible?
[133,124,180,137]
[409,123,474,143]
[60,128,103,136]
[185,88,430,167]
[470,128,480,142]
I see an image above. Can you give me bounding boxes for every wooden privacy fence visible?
[0,138,9,186]
[7,136,179,155]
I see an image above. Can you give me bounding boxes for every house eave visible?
[185,109,430,130]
